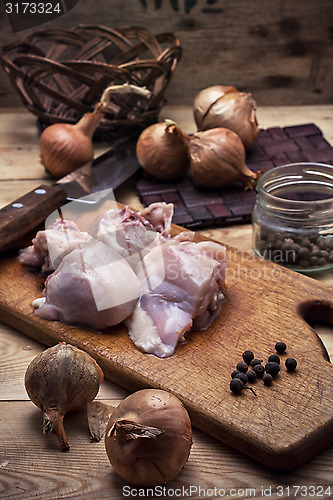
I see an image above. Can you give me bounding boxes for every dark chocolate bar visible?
[135,124,333,229]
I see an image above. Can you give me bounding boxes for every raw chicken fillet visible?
[35,241,141,330]
[126,239,226,357]
[20,202,227,357]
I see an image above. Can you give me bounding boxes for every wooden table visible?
[0,106,332,499]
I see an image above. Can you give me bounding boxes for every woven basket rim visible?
[0,24,182,138]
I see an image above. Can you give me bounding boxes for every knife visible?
[0,137,140,253]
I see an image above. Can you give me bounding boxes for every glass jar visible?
[252,162,333,273]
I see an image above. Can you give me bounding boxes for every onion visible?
[25,342,104,450]
[136,120,190,180]
[189,127,260,189]
[39,111,102,178]
[193,85,259,150]
[193,85,237,124]
[105,389,192,485]
[40,83,151,178]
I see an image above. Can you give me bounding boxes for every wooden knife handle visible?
[0,184,67,253]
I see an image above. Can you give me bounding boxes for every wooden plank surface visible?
[0,106,333,499]
[0,0,333,107]
[0,227,333,471]
[1,327,332,500]
[1,400,332,500]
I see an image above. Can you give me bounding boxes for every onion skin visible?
[193,85,237,126]
[25,342,104,451]
[136,121,190,180]
[189,127,259,189]
[105,389,192,486]
[193,85,259,150]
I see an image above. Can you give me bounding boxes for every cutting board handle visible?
[298,298,333,360]
[299,299,333,324]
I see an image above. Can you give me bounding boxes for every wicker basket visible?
[0,25,182,139]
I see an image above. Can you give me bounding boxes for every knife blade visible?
[0,137,140,253]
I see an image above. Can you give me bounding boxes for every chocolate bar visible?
[135,124,333,229]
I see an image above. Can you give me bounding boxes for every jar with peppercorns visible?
[252,162,333,273]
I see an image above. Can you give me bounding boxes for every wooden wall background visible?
[0,0,332,109]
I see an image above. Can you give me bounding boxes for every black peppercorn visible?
[253,364,265,378]
[230,378,244,394]
[234,372,247,385]
[250,358,263,367]
[242,350,254,364]
[246,369,257,383]
[285,357,297,371]
[265,361,280,377]
[255,220,333,270]
[297,247,311,260]
[263,373,273,386]
[275,342,287,354]
[229,378,256,396]
[268,354,280,365]
[236,361,248,373]
[231,370,240,379]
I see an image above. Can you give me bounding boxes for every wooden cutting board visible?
[0,230,332,471]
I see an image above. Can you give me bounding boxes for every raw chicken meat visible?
[126,239,227,357]
[19,203,173,272]
[97,206,159,268]
[34,240,141,330]
[21,201,227,356]
[18,219,93,272]
[139,202,173,237]
[97,202,173,267]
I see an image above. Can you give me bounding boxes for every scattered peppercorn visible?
[230,378,256,396]
[242,350,254,364]
[285,357,297,371]
[253,364,265,378]
[250,358,263,367]
[275,342,287,354]
[246,369,257,383]
[230,342,297,395]
[230,378,244,394]
[263,373,273,386]
[234,372,248,385]
[265,361,280,377]
[268,354,280,365]
[236,361,248,373]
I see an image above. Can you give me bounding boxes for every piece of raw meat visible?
[125,239,227,357]
[19,219,93,272]
[97,204,173,268]
[139,202,174,237]
[34,240,141,330]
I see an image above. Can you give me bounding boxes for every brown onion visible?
[105,389,192,485]
[39,111,102,178]
[40,83,151,178]
[193,85,237,124]
[193,85,259,150]
[136,120,190,180]
[189,127,260,189]
[25,342,104,450]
